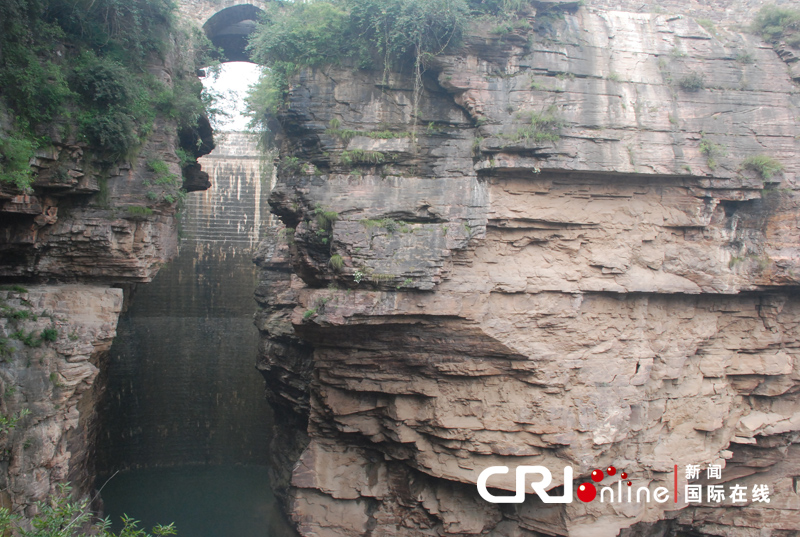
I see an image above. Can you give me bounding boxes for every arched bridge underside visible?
[179,0,269,62]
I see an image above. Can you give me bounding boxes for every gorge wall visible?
[0,34,213,516]
[255,2,800,536]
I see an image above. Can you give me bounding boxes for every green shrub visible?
[490,18,532,35]
[127,205,154,216]
[696,18,716,34]
[505,106,562,143]
[156,75,210,132]
[143,160,184,205]
[370,272,395,283]
[325,127,411,144]
[678,72,705,91]
[175,148,196,168]
[5,309,31,321]
[699,136,727,170]
[70,56,148,156]
[10,330,41,348]
[329,254,344,272]
[72,54,135,107]
[147,160,180,186]
[0,409,29,434]
[0,483,176,536]
[669,47,687,58]
[397,277,414,289]
[41,327,58,342]
[361,218,408,233]
[314,206,339,232]
[0,339,11,358]
[245,69,286,131]
[340,150,389,165]
[742,155,784,180]
[279,156,303,174]
[80,111,141,160]
[0,134,35,190]
[751,5,800,48]
[0,285,28,293]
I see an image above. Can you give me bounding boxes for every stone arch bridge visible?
[178,0,271,62]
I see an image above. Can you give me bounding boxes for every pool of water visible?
[100,465,296,537]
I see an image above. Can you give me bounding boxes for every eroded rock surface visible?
[0,286,122,515]
[256,4,800,536]
[0,56,212,283]
[0,40,214,519]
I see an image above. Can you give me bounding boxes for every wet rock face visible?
[0,286,123,515]
[255,5,800,537]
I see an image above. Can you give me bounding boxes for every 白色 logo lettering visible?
[477,466,574,504]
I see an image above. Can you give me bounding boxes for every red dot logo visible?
[627,481,632,486]
[620,472,628,479]
[577,483,597,502]
[607,466,616,476]
[591,469,604,482]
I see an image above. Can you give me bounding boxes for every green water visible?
[100,465,295,537]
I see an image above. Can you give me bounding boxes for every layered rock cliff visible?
[0,286,123,515]
[255,3,800,536]
[0,37,213,519]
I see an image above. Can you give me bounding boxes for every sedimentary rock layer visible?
[0,286,122,514]
[0,55,212,283]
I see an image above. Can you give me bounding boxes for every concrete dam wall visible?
[98,132,276,471]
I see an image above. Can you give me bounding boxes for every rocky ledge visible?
[0,58,213,284]
[255,4,800,536]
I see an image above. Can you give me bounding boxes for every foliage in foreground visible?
[0,484,176,537]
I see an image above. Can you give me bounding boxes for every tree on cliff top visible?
[245,0,479,135]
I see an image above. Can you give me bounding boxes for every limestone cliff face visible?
[255,4,800,536]
[0,49,213,517]
[0,52,212,283]
[0,286,123,514]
